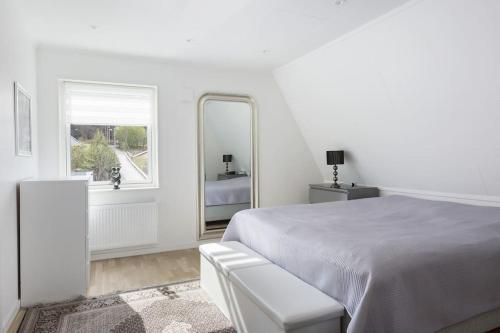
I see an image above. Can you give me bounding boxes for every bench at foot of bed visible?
[199,241,344,333]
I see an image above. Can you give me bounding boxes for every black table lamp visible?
[223,154,232,174]
[326,151,344,188]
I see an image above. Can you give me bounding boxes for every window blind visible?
[63,81,154,126]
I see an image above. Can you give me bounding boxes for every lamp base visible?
[330,164,340,188]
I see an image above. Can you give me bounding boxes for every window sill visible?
[89,186,160,193]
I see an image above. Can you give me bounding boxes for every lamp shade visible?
[326,151,344,165]
[223,154,232,163]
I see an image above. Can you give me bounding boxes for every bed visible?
[222,195,500,333]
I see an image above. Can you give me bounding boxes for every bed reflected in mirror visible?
[197,94,257,240]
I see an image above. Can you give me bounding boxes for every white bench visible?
[200,241,271,320]
[200,242,344,333]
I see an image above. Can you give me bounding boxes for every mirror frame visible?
[197,93,259,240]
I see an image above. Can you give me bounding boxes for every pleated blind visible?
[63,81,154,126]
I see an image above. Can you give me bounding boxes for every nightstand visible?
[309,183,379,203]
[217,173,247,181]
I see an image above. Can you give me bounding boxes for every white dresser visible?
[20,178,90,306]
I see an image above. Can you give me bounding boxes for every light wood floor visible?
[87,248,200,297]
[7,308,26,333]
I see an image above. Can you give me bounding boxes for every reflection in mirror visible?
[198,94,257,240]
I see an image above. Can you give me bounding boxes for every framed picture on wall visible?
[14,81,32,156]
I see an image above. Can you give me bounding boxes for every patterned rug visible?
[19,280,235,333]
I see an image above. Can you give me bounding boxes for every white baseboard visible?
[377,186,500,207]
[91,239,217,261]
[1,300,20,333]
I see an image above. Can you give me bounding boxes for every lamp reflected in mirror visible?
[223,154,232,174]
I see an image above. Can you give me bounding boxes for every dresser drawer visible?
[309,188,348,203]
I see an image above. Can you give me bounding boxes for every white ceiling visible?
[15,0,410,69]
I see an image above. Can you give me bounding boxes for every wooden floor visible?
[6,308,26,333]
[87,248,200,297]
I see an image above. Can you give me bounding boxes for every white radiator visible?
[89,202,158,251]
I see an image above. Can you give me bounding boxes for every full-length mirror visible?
[197,93,258,240]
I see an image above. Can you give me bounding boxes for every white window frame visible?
[58,79,159,190]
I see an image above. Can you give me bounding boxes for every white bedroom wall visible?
[37,46,320,258]
[0,1,38,331]
[274,0,500,199]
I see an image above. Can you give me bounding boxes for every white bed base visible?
[205,203,250,221]
[438,308,500,333]
[337,308,500,333]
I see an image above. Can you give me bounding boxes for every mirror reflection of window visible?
[203,100,252,232]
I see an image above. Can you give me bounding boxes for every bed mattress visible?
[222,195,500,333]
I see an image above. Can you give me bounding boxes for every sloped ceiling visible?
[274,0,500,196]
[14,0,410,69]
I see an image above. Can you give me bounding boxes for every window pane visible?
[71,124,149,183]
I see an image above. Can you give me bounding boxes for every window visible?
[60,80,158,188]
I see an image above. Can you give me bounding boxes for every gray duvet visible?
[222,195,500,333]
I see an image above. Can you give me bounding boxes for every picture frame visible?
[14,81,32,156]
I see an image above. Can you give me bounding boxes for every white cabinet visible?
[20,179,89,306]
